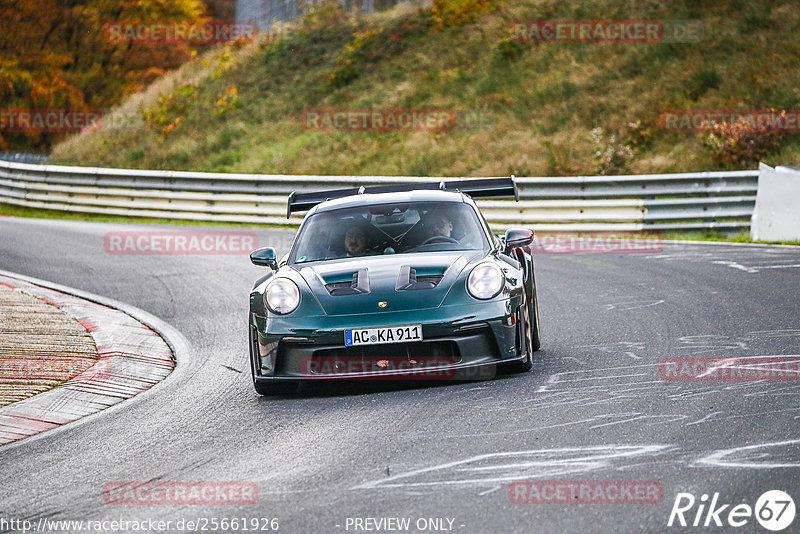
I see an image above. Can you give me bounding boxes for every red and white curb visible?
[0,274,174,444]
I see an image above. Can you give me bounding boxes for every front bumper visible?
[250,301,522,382]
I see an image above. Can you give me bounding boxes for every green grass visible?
[48,0,800,177]
[660,231,800,246]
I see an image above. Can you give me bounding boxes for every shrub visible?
[430,0,498,29]
[702,113,787,167]
[141,84,197,130]
[215,87,242,115]
[590,127,634,175]
[687,68,721,100]
[494,37,524,62]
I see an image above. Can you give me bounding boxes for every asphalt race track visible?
[1,216,799,533]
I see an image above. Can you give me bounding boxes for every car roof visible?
[309,189,470,215]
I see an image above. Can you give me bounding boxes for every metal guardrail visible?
[0,153,48,164]
[0,160,759,232]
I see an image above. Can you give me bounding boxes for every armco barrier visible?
[0,160,760,232]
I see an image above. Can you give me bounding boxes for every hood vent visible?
[396,265,444,291]
[326,268,370,296]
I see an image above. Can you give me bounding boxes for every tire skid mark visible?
[352,444,673,489]
[694,439,800,469]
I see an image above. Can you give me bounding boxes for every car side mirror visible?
[250,247,278,270]
[504,228,534,251]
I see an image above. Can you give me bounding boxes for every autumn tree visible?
[0,0,208,151]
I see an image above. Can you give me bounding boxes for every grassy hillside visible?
[51,0,800,176]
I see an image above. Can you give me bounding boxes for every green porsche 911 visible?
[248,177,540,395]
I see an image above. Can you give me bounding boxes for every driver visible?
[424,211,454,240]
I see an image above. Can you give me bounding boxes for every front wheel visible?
[504,300,534,374]
[504,255,541,373]
[529,277,541,353]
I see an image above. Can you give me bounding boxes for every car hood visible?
[295,251,484,316]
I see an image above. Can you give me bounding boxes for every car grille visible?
[278,340,459,376]
[273,326,501,378]
[314,340,458,361]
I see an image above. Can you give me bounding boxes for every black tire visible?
[529,275,541,353]
[253,380,297,396]
[503,249,541,374]
[504,299,533,374]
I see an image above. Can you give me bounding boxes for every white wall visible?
[751,163,800,241]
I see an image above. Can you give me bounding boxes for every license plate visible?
[344,325,423,346]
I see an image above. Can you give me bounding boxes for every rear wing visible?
[286,176,518,218]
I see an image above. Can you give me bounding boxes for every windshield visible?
[291,201,489,263]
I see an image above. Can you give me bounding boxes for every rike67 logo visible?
[668,490,795,531]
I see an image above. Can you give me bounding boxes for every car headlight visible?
[264,278,301,315]
[467,263,504,300]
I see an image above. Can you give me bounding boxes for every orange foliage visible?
[0,0,208,151]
